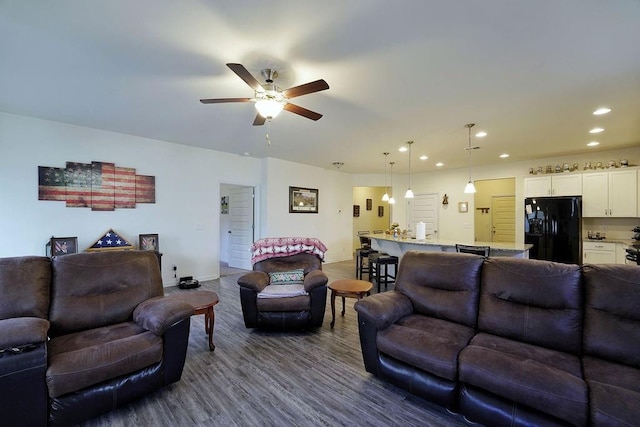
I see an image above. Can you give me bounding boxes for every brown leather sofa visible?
[237,253,328,329]
[354,251,640,426]
[0,251,193,426]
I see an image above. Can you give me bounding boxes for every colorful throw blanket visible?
[251,237,327,264]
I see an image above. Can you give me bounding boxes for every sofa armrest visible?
[237,271,270,292]
[354,291,413,330]
[0,317,49,349]
[303,270,328,292]
[133,296,193,336]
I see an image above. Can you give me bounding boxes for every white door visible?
[410,193,438,237]
[229,186,254,270]
[491,196,516,243]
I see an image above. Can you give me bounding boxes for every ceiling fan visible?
[200,63,329,126]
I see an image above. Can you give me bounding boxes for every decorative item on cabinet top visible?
[528,159,633,175]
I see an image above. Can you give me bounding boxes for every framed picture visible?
[458,202,469,213]
[366,198,372,210]
[289,186,319,213]
[50,237,78,257]
[353,204,360,217]
[221,196,229,214]
[378,206,384,217]
[139,234,159,251]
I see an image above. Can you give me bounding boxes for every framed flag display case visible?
[86,229,134,252]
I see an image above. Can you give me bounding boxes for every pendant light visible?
[404,141,414,198]
[464,123,477,194]
[388,162,396,204]
[381,152,390,201]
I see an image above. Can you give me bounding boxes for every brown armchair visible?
[237,253,328,329]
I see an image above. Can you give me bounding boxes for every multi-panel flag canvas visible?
[38,161,155,211]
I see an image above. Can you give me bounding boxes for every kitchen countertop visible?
[584,238,637,246]
[366,234,533,253]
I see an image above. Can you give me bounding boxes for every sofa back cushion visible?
[0,256,51,319]
[254,253,322,275]
[583,264,640,367]
[49,251,163,336]
[395,251,483,327]
[478,257,583,354]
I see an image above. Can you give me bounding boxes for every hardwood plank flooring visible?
[81,259,468,427]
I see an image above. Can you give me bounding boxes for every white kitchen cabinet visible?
[583,241,616,264]
[582,170,637,217]
[524,174,582,197]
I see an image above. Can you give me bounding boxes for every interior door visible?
[228,186,254,270]
[491,196,515,242]
[410,193,438,237]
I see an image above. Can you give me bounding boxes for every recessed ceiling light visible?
[399,147,408,152]
[475,131,487,138]
[589,127,604,134]
[243,152,251,156]
[435,162,444,167]
[419,155,428,160]
[593,108,611,115]
[499,153,509,158]
[587,141,600,147]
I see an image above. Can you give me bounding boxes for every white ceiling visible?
[1,0,639,174]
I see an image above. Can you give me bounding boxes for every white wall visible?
[0,112,262,284]
[259,157,354,263]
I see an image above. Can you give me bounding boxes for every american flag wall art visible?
[38,161,155,211]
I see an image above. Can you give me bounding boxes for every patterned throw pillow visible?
[268,269,304,285]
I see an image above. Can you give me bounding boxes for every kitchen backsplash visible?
[583,217,638,241]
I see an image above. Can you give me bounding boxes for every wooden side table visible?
[328,279,372,328]
[169,290,219,351]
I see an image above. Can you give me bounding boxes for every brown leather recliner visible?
[237,253,328,329]
[0,250,194,426]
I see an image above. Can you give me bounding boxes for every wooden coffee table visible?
[169,290,219,351]
[328,279,372,328]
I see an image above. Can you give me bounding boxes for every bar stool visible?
[356,247,378,279]
[369,253,398,293]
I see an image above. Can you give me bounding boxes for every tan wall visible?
[474,178,515,242]
[352,187,390,252]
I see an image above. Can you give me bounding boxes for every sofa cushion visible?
[46,321,163,398]
[394,251,483,328]
[256,294,310,311]
[583,356,640,426]
[377,314,475,381]
[478,257,583,354]
[0,317,49,348]
[49,251,163,336]
[0,256,51,319]
[583,264,640,368]
[459,332,587,426]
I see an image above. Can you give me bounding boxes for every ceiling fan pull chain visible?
[266,120,271,146]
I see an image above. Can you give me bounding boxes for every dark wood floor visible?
[81,259,468,427]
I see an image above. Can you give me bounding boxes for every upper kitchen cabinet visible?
[582,169,637,217]
[524,174,582,198]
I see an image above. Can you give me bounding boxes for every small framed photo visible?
[458,202,469,213]
[221,196,229,214]
[289,186,319,213]
[139,234,159,251]
[366,198,372,210]
[50,237,78,257]
[378,206,384,217]
[353,205,360,217]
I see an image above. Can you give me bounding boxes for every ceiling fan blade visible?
[200,98,252,104]
[253,114,266,126]
[283,103,323,121]
[226,63,264,92]
[283,79,329,99]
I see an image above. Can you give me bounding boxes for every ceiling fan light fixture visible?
[464,123,478,194]
[382,152,390,202]
[255,99,285,119]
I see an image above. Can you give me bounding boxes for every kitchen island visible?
[367,234,532,259]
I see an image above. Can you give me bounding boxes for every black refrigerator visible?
[524,196,582,264]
